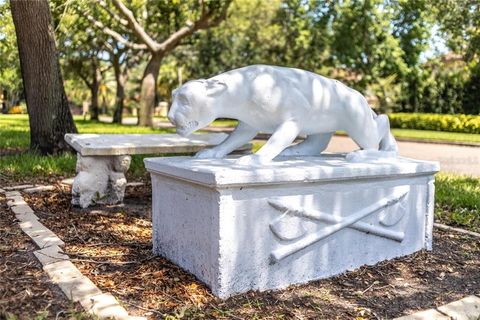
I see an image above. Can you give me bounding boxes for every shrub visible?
[388,113,480,134]
[7,105,27,114]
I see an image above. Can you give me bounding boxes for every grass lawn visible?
[0,114,478,232]
[0,115,175,181]
[336,129,480,144]
[435,173,480,233]
[391,129,480,144]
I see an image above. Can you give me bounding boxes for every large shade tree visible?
[0,2,22,114]
[435,0,480,114]
[54,1,111,121]
[88,0,232,127]
[10,0,77,154]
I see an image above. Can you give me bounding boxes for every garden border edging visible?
[1,185,146,320]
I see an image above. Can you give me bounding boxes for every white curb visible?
[0,185,146,320]
[437,295,480,320]
[395,308,450,320]
[24,185,56,193]
[394,295,480,320]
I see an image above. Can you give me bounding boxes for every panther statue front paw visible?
[194,148,226,159]
[236,154,270,166]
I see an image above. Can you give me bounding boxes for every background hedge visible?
[388,113,480,134]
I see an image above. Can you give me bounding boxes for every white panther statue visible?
[168,64,397,164]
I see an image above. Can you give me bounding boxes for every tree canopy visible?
[1,0,478,121]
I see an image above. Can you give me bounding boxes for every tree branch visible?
[97,0,128,26]
[103,40,115,55]
[86,15,147,50]
[111,0,160,52]
[78,69,93,89]
[158,0,232,54]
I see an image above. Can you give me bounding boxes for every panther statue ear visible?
[205,79,228,96]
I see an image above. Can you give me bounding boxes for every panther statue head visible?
[168,79,228,137]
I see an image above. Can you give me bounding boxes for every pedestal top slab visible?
[144,155,440,188]
[65,133,241,156]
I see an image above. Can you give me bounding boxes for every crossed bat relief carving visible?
[268,187,409,263]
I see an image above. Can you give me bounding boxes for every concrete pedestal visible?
[145,155,439,299]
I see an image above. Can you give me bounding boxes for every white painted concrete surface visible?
[65,133,251,208]
[65,133,248,156]
[145,155,439,298]
[326,135,480,177]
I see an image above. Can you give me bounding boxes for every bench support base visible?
[72,154,131,208]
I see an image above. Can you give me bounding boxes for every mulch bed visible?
[13,184,478,319]
[0,193,86,320]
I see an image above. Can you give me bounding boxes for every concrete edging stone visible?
[0,185,145,320]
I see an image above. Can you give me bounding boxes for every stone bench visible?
[65,133,251,208]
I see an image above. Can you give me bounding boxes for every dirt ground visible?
[0,193,86,320]
[2,184,475,319]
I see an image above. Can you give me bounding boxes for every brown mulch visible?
[0,193,86,320]
[14,184,479,320]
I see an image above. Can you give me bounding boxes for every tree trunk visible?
[138,53,162,127]
[11,0,77,155]
[90,65,101,120]
[1,89,7,114]
[112,55,127,124]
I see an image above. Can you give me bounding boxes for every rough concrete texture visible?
[6,195,23,200]
[79,293,135,320]
[437,295,480,320]
[14,211,39,223]
[394,309,450,320]
[4,191,21,197]
[34,245,67,266]
[71,154,131,208]
[145,155,439,299]
[326,135,480,177]
[65,132,251,156]
[43,260,102,301]
[4,185,34,191]
[6,196,26,207]
[65,132,252,208]
[7,199,27,207]
[60,178,75,186]
[23,185,55,193]
[11,204,34,215]
[19,220,65,248]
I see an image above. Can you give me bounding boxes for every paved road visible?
[326,135,480,177]
[101,117,480,177]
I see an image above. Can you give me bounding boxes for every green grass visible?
[336,128,480,144]
[435,173,480,233]
[390,128,480,144]
[0,114,174,150]
[0,115,31,149]
[0,115,175,181]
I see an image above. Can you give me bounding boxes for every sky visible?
[420,25,450,62]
